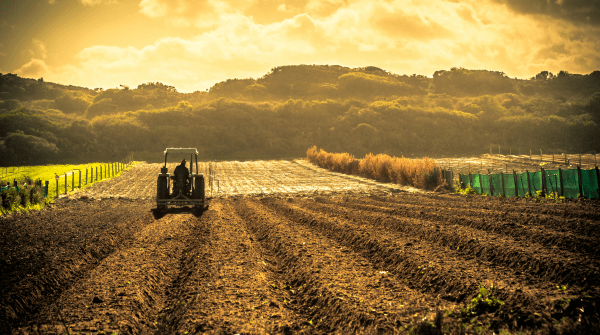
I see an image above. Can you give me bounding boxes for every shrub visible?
[1,188,21,210]
[18,186,30,207]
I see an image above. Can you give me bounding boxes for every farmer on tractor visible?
[156,148,205,213]
[172,159,190,195]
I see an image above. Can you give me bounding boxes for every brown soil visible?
[1,161,599,334]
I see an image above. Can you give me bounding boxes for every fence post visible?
[71,172,74,191]
[577,165,583,198]
[55,177,59,199]
[95,166,98,181]
[44,180,49,198]
[488,170,494,196]
[469,172,473,188]
[526,170,531,196]
[78,171,81,188]
[541,167,546,197]
[513,170,518,197]
[64,174,67,194]
[558,168,564,197]
[85,168,88,185]
[500,172,506,197]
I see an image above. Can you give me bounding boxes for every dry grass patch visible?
[306,146,443,190]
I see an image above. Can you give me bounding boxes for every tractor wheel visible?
[157,176,168,210]
[194,175,205,213]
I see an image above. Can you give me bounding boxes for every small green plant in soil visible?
[461,284,504,317]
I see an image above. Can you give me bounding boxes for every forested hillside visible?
[1,65,599,165]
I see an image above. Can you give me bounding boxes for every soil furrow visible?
[233,197,446,333]
[157,199,308,334]
[0,200,150,334]
[338,195,600,254]
[19,212,195,334]
[308,197,599,287]
[261,197,581,330]
[367,194,600,232]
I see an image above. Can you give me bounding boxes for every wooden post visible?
[55,178,59,199]
[44,180,49,198]
[469,172,473,188]
[577,165,583,198]
[64,174,67,194]
[85,169,88,185]
[541,167,546,197]
[95,167,98,181]
[513,170,518,197]
[526,170,531,196]
[71,172,74,191]
[500,172,506,197]
[78,171,81,188]
[488,170,494,196]
[558,168,564,197]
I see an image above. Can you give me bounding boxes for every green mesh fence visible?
[581,169,599,199]
[529,171,543,194]
[457,168,598,199]
[503,173,517,197]
[461,174,470,189]
[544,170,560,196]
[515,173,529,196]
[490,174,502,196]
[562,169,580,199]
[472,174,482,194]
[481,174,491,195]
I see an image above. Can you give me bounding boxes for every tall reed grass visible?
[306,146,444,190]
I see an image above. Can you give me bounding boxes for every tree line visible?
[1,66,599,165]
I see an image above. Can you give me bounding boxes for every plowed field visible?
[1,160,599,334]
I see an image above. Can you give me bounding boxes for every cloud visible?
[494,0,600,26]
[28,0,600,93]
[32,39,47,59]
[79,0,117,5]
[15,59,49,78]
[139,0,256,28]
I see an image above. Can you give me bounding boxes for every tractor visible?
[156,148,205,213]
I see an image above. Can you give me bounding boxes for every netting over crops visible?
[460,167,599,199]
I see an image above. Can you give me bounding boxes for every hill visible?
[1,65,599,165]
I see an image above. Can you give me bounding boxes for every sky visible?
[1,0,599,93]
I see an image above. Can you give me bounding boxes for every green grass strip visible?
[1,161,139,207]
